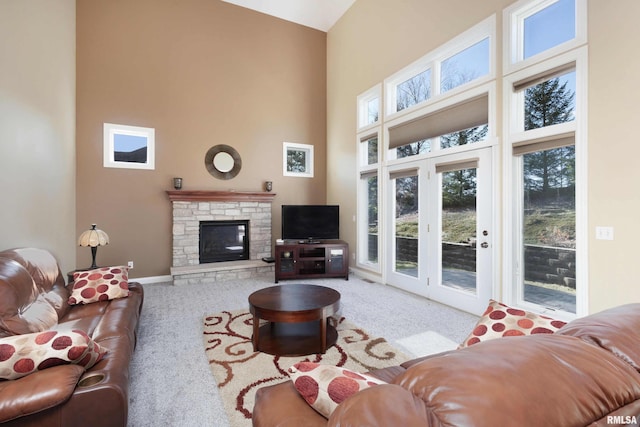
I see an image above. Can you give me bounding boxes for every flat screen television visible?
[281,205,339,243]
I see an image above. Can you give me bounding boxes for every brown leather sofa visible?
[0,248,144,427]
[253,303,640,426]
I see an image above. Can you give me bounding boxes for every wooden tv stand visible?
[274,240,349,283]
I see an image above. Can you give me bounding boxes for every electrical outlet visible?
[127,261,134,269]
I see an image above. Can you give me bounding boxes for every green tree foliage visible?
[523,77,576,205]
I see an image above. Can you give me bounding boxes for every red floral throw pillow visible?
[459,299,567,348]
[0,329,106,380]
[69,266,129,305]
[288,362,387,418]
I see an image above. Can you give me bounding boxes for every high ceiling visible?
[220,0,356,32]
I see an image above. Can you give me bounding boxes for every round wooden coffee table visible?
[248,284,341,356]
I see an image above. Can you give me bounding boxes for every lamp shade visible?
[78,224,109,247]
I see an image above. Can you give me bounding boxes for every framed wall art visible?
[103,123,155,170]
[283,142,314,178]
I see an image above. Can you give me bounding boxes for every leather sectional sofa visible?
[253,303,640,426]
[0,248,144,426]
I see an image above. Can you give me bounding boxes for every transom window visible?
[524,0,575,59]
[505,0,586,73]
[397,69,432,112]
[386,16,494,117]
[441,38,490,94]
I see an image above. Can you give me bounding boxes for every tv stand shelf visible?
[275,240,349,283]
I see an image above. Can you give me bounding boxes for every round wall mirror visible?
[205,145,242,180]
[213,152,234,172]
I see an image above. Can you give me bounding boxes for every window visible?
[523,70,575,130]
[357,84,381,129]
[523,0,575,59]
[361,135,379,166]
[504,0,586,73]
[504,0,587,317]
[103,123,155,170]
[386,16,494,118]
[397,69,432,112]
[358,131,381,271]
[283,142,314,178]
[387,91,490,160]
[360,173,379,266]
[441,38,490,94]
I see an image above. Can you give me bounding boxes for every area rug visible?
[203,310,409,427]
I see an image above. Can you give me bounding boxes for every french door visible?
[386,148,493,315]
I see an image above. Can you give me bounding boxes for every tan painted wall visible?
[586,1,640,311]
[76,0,327,277]
[327,0,640,313]
[0,1,76,274]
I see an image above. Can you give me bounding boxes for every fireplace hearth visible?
[200,220,249,263]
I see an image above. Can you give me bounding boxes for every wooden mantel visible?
[166,190,276,202]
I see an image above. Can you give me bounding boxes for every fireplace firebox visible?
[199,220,250,263]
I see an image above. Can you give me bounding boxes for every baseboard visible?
[349,267,383,284]
[131,275,173,284]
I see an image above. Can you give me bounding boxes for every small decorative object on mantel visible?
[264,181,272,192]
[173,177,183,190]
[78,224,109,269]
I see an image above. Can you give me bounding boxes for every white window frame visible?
[503,0,587,75]
[502,41,588,319]
[357,84,382,131]
[384,15,495,121]
[103,123,155,170]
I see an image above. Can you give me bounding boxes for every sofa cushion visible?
[459,299,566,347]
[0,329,106,380]
[288,362,387,419]
[391,335,640,427]
[69,267,130,305]
[0,248,71,321]
[0,257,59,337]
[556,303,640,372]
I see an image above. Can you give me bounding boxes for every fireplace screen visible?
[199,220,249,263]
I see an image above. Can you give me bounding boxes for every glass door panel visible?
[429,148,492,315]
[394,174,419,278]
[441,167,477,294]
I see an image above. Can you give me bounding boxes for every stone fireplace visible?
[167,190,276,285]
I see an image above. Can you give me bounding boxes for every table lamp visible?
[78,224,109,269]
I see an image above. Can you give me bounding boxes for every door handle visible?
[480,242,489,248]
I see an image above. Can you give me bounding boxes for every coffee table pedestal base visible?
[253,321,337,356]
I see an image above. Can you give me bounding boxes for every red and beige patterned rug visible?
[203,310,409,427]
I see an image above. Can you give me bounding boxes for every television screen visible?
[281,205,339,242]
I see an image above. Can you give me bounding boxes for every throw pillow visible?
[288,362,387,418]
[0,329,106,380]
[69,266,129,305]
[459,299,567,347]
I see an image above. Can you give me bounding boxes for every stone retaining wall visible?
[369,234,575,288]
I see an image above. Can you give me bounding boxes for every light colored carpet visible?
[396,330,460,357]
[127,274,479,426]
[203,309,409,427]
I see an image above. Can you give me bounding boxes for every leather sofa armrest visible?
[328,384,431,427]
[0,364,85,423]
